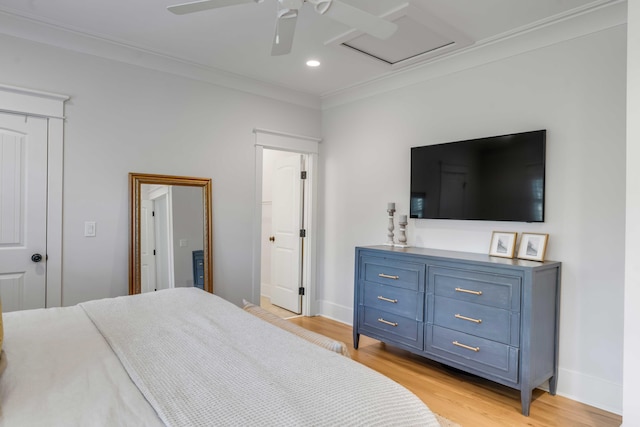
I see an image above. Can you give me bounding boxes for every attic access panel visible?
[342,16,454,65]
[326,3,472,69]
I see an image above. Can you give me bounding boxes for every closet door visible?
[0,112,48,312]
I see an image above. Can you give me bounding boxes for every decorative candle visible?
[399,214,407,223]
[387,202,395,211]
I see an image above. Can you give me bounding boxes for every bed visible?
[0,288,440,426]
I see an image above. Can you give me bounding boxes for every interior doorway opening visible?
[260,149,307,318]
[252,128,320,319]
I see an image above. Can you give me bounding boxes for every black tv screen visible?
[410,130,546,222]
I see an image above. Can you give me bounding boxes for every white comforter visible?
[0,304,163,426]
[1,288,439,426]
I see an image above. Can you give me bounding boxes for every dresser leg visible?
[353,332,360,349]
[521,389,532,416]
[549,375,558,395]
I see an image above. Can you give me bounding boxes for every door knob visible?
[269,236,275,242]
[31,253,43,263]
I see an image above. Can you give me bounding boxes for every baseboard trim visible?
[316,300,353,325]
[556,367,622,415]
[260,283,272,299]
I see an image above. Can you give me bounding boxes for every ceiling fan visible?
[167,0,398,56]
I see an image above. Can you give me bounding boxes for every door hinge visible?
[299,229,306,238]
[152,211,155,217]
[301,171,307,180]
[153,249,156,255]
[298,287,305,296]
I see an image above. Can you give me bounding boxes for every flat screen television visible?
[410,130,546,222]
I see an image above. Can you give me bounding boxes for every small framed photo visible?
[489,231,518,258]
[517,233,549,262]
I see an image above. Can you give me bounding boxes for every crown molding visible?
[321,0,627,110]
[0,10,321,110]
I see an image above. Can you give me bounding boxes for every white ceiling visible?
[0,0,618,98]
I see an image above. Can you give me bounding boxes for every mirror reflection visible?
[129,173,213,295]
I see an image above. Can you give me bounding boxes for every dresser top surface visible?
[357,245,560,269]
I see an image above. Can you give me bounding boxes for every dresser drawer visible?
[362,282,423,320]
[361,256,424,292]
[429,266,521,311]
[359,307,423,350]
[432,296,519,346]
[425,325,519,383]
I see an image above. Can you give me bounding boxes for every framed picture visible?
[489,231,518,258]
[517,233,549,262]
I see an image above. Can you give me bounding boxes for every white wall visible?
[172,186,204,288]
[320,25,626,414]
[624,0,640,424]
[0,33,320,307]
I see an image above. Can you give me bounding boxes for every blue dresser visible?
[353,245,561,416]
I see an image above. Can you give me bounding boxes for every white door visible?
[0,112,48,312]
[140,199,157,293]
[153,191,174,291]
[270,154,303,313]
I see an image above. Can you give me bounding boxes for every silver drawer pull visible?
[452,341,480,352]
[377,296,398,304]
[455,287,483,296]
[455,314,482,324]
[377,318,398,327]
[378,273,399,280]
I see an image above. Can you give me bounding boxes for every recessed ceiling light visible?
[306,59,321,67]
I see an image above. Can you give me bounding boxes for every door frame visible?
[252,128,321,316]
[148,185,175,290]
[0,84,68,308]
[140,198,157,293]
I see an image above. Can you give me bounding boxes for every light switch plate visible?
[84,221,96,237]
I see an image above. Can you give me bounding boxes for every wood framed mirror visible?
[129,173,213,295]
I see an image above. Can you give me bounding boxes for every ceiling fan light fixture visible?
[309,0,332,15]
[278,8,298,19]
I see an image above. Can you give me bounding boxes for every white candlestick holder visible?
[384,208,395,246]
[396,217,409,248]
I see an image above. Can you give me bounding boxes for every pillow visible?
[242,300,350,358]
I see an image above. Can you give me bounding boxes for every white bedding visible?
[1,288,440,426]
[0,304,163,426]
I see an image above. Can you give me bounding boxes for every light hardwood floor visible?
[260,296,298,318]
[288,316,622,427]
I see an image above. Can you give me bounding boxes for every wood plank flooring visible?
[259,296,298,318]
[288,316,622,427]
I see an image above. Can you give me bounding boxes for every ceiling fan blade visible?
[271,10,298,56]
[323,0,397,40]
[167,0,259,15]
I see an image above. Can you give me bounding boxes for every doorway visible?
[260,150,306,317]
[140,184,175,292]
[252,129,320,318]
[0,85,67,311]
